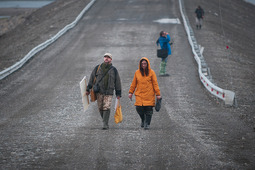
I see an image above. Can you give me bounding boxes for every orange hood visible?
[138,57,151,71]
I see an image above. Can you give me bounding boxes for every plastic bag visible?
[114,99,123,124]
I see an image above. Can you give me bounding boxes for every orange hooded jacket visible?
[129,57,161,106]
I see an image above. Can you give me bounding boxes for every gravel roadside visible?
[183,0,255,128]
[0,0,254,127]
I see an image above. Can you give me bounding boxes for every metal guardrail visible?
[0,0,97,80]
[0,0,235,105]
[178,0,235,106]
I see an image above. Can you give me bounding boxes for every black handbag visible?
[155,98,162,112]
[157,49,168,58]
[157,41,169,58]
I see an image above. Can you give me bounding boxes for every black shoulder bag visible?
[93,66,112,93]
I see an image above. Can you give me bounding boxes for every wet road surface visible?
[0,0,254,169]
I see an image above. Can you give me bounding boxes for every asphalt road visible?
[0,0,254,169]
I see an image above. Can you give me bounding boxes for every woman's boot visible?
[144,111,153,130]
[138,112,145,128]
[136,106,145,128]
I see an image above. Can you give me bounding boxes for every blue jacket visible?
[157,34,171,55]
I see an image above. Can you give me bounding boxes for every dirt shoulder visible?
[0,0,91,71]
[183,0,255,127]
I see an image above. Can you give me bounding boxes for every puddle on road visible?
[153,18,181,24]
[116,18,181,24]
[244,0,255,5]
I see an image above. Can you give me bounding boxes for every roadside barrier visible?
[0,0,236,105]
[0,0,97,80]
[178,0,236,106]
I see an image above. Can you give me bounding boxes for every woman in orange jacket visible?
[128,57,161,129]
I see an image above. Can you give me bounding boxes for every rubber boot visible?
[138,112,145,128]
[160,61,169,76]
[144,111,153,130]
[102,110,110,130]
[159,61,165,76]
